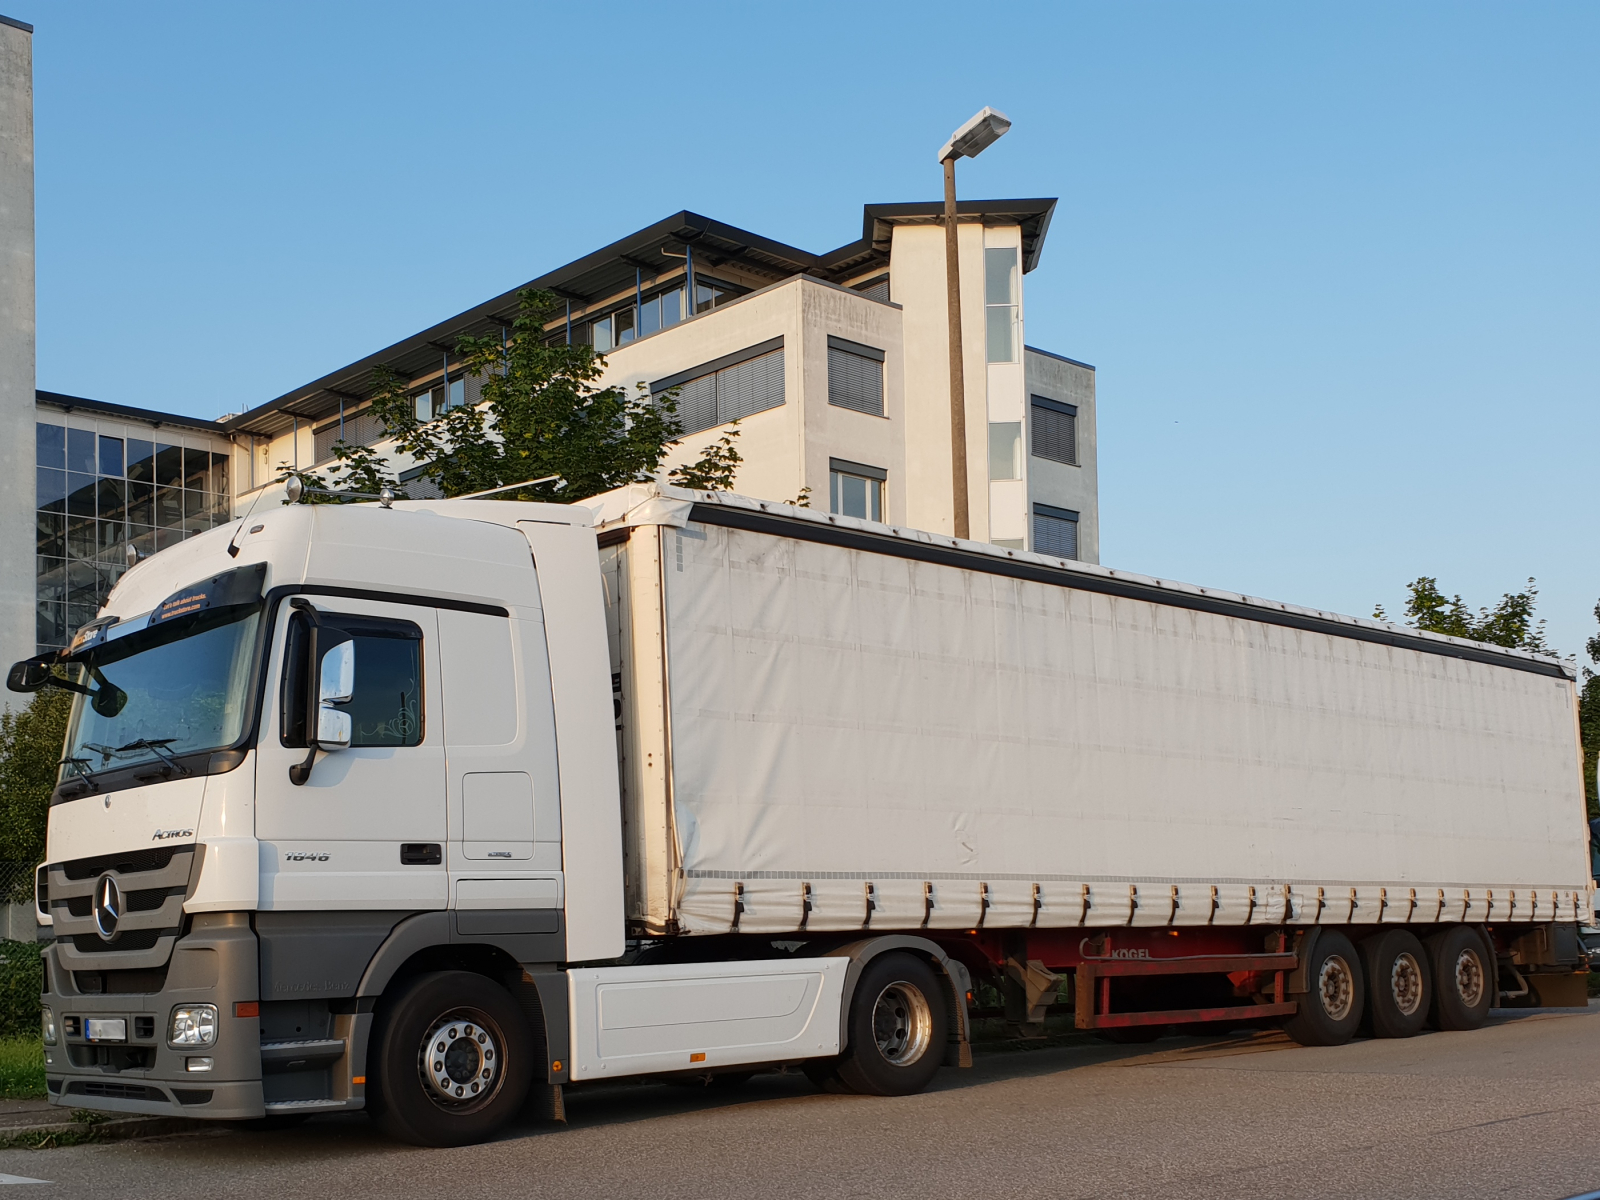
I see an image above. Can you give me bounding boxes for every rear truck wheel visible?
[1425,926,1492,1031]
[368,970,534,1147]
[1360,929,1432,1039]
[1283,929,1364,1046]
[830,953,948,1097]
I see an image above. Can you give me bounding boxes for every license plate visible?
[84,1018,127,1043]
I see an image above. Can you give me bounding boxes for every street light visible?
[938,106,1011,541]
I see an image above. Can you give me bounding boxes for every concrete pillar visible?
[0,15,32,690]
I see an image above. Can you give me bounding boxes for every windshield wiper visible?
[58,758,100,793]
[86,739,192,784]
[114,738,193,779]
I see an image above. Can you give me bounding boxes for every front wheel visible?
[368,970,534,1146]
[831,953,948,1097]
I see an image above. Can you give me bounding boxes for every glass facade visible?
[35,421,232,652]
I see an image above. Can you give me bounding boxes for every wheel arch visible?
[823,935,972,1068]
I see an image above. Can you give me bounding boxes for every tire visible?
[1282,930,1364,1046]
[368,970,534,1147]
[832,954,948,1097]
[1425,926,1492,1031]
[1359,929,1431,1039]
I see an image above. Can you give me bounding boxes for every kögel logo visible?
[92,874,122,942]
[151,828,193,842]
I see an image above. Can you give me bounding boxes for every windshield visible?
[62,608,261,781]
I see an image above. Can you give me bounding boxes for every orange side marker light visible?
[690,1052,706,1063]
[234,1002,259,1018]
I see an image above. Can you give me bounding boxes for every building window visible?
[694,278,738,315]
[652,339,785,438]
[1032,503,1079,559]
[827,336,885,416]
[35,421,231,652]
[985,247,1019,363]
[851,274,890,303]
[829,458,885,522]
[637,287,683,338]
[1031,396,1078,466]
[988,422,1022,480]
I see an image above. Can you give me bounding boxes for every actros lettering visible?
[151,828,194,842]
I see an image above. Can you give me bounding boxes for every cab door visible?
[437,606,563,935]
[255,596,447,910]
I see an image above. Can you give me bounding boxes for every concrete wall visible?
[1025,347,1099,563]
[594,275,907,519]
[0,17,32,686]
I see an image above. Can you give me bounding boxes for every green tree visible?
[368,288,681,502]
[667,427,742,492]
[0,691,72,874]
[1374,576,1554,654]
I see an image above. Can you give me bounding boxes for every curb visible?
[0,1114,206,1149]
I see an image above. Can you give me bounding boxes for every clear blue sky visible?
[20,2,1600,659]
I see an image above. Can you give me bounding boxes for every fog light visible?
[41,1007,55,1047]
[185,1057,214,1073]
[169,1005,218,1047]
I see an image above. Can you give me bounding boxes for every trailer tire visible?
[368,970,534,1147]
[1425,926,1492,1031]
[832,953,947,1097]
[1282,930,1364,1046]
[1359,929,1431,1039]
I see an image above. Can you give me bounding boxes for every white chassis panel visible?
[567,957,847,1081]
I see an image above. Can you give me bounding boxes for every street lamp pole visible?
[938,107,1011,542]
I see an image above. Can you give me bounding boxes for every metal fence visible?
[0,864,42,1040]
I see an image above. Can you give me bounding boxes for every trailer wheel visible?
[1359,929,1431,1039]
[1282,929,1364,1046]
[832,953,947,1097]
[368,970,533,1146]
[1425,926,1492,1031]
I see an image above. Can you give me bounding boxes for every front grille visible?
[67,1081,165,1102]
[71,929,167,954]
[61,846,178,881]
[74,967,169,995]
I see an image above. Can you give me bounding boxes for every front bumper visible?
[44,912,265,1121]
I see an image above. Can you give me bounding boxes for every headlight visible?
[41,1007,55,1046]
[169,1004,218,1046]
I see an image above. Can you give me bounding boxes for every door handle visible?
[400,843,442,866]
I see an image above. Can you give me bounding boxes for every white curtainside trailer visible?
[597,485,1591,940]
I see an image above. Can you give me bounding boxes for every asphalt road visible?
[5,1004,1600,1199]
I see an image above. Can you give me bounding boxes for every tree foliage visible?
[1583,600,1600,817]
[0,691,72,870]
[667,427,742,492]
[1374,576,1554,654]
[367,288,681,503]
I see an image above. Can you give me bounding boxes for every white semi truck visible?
[8,483,1591,1146]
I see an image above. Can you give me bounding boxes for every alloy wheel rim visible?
[1318,954,1355,1022]
[419,1010,502,1109]
[1390,952,1424,1016]
[871,981,933,1066]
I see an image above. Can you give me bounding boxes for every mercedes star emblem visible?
[92,874,121,942]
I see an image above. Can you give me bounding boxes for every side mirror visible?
[315,640,354,750]
[316,705,351,749]
[6,657,55,694]
[319,641,354,705]
[90,683,127,718]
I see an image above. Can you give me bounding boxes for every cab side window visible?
[281,611,424,748]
